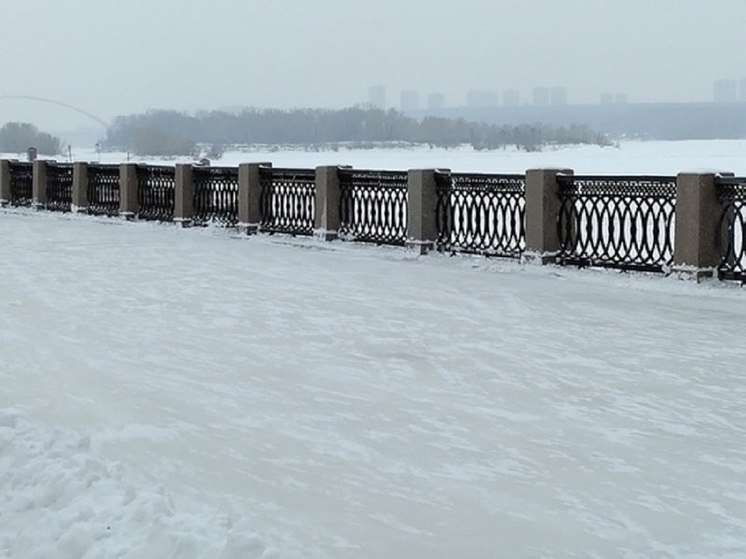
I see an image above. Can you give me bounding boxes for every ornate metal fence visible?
[259,167,315,235]
[436,172,525,257]
[45,163,74,212]
[8,161,33,207]
[717,176,746,281]
[556,175,676,272]
[192,166,239,226]
[87,164,120,216]
[136,165,175,221]
[338,169,408,245]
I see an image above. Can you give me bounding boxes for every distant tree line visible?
[102,107,610,156]
[0,122,64,155]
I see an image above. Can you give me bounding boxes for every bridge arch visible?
[0,95,109,130]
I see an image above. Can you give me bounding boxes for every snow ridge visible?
[0,409,273,559]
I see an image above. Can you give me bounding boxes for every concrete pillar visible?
[32,160,48,210]
[72,162,88,211]
[238,162,270,234]
[314,166,342,241]
[119,163,139,219]
[672,173,721,280]
[0,160,10,206]
[406,169,439,254]
[174,164,194,226]
[523,168,574,264]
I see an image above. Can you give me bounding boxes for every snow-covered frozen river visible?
[2,199,746,557]
[8,137,746,175]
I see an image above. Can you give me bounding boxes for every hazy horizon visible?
[2,0,746,136]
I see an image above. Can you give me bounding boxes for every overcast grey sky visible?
[2,0,746,133]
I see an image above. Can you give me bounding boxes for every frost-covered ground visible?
[2,141,746,558]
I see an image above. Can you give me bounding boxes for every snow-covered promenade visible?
[2,205,746,558]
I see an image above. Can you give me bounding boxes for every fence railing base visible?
[173,217,192,228]
[237,223,259,235]
[522,251,557,265]
[405,240,435,255]
[670,265,716,282]
[314,229,338,242]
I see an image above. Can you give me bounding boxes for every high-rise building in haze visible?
[368,85,387,109]
[400,90,420,111]
[739,79,746,103]
[713,79,737,103]
[428,92,445,110]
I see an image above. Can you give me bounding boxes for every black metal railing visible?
[8,161,33,207]
[557,175,676,273]
[339,169,408,245]
[87,164,120,216]
[192,166,239,226]
[45,163,74,212]
[717,176,746,282]
[436,172,525,257]
[137,165,175,221]
[259,167,315,235]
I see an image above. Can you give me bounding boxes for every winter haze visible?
[1,0,745,134]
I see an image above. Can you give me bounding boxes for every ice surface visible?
[10,138,746,175]
[3,140,746,557]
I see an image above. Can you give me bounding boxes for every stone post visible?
[406,169,440,254]
[238,162,270,234]
[174,164,194,226]
[0,160,10,206]
[523,168,574,264]
[672,173,721,280]
[32,160,48,210]
[314,165,343,241]
[119,163,139,219]
[72,162,88,212]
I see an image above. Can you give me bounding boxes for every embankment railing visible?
[44,162,74,212]
[436,171,525,257]
[0,159,741,283]
[87,164,120,216]
[339,169,408,245]
[259,167,315,235]
[136,165,175,221]
[8,161,33,207]
[717,176,746,282]
[556,175,676,273]
[192,166,239,226]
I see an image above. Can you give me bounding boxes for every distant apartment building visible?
[503,89,520,106]
[400,90,420,111]
[600,93,614,105]
[713,79,737,103]
[615,93,629,104]
[428,92,445,110]
[368,85,387,109]
[740,79,746,103]
[532,87,550,106]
